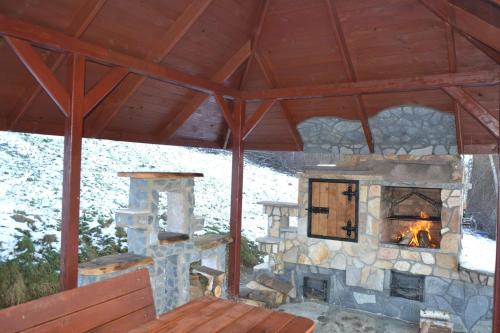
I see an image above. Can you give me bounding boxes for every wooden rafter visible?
[221,0,270,149]
[0,14,238,97]
[241,70,499,100]
[83,68,128,116]
[419,0,500,60]
[86,0,214,137]
[254,52,304,150]
[6,0,106,129]
[325,0,374,153]
[155,40,251,142]
[442,86,499,139]
[454,104,464,153]
[5,37,71,116]
[214,94,236,132]
[241,99,276,140]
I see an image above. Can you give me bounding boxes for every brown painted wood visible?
[0,269,154,333]
[214,94,236,132]
[83,67,128,116]
[217,306,273,333]
[228,100,244,297]
[246,311,295,333]
[85,0,214,137]
[155,40,251,141]
[242,99,276,140]
[442,86,499,138]
[276,316,316,333]
[158,232,190,244]
[78,253,153,276]
[254,52,304,150]
[60,53,85,291]
[0,14,238,97]
[89,305,156,333]
[454,103,464,154]
[495,139,500,333]
[5,37,70,116]
[6,0,106,129]
[189,303,254,333]
[241,70,499,100]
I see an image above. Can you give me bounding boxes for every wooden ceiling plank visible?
[5,36,70,116]
[0,14,239,97]
[86,0,214,136]
[325,0,374,153]
[443,86,499,138]
[214,94,235,131]
[83,67,128,116]
[241,99,277,140]
[419,0,500,59]
[6,0,106,129]
[241,70,500,100]
[155,40,251,142]
[255,52,303,150]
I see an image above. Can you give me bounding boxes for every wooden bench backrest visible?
[0,268,156,333]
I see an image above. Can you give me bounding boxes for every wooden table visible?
[129,297,315,333]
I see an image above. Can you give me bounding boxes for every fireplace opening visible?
[303,275,329,302]
[390,270,425,302]
[380,187,442,249]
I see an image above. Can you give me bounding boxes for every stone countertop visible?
[78,253,153,276]
[257,201,298,208]
[117,172,203,179]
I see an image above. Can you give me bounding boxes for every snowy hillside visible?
[0,132,298,260]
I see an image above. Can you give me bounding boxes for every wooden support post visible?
[228,99,245,297]
[60,54,85,290]
[495,140,500,333]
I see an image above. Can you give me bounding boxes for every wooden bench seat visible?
[0,268,155,333]
[0,268,314,333]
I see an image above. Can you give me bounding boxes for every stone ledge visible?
[158,231,189,244]
[257,201,298,208]
[78,253,152,276]
[118,172,203,179]
[194,234,232,250]
[256,236,281,244]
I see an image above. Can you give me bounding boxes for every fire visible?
[408,220,432,247]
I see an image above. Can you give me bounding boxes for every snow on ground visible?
[460,230,496,274]
[0,132,297,260]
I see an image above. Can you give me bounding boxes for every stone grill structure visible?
[258,155,494,332]
[78,173,231,315]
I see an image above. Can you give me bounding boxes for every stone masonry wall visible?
[297,105,457,157]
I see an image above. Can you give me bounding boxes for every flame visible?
[419,211,430,219]
[408,220,432,247]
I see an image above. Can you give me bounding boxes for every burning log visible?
[398,233,412,245]
[417,230,430,248]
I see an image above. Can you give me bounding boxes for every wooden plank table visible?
[129,297,315,333]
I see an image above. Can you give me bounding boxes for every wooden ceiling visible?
[0,0,498,153]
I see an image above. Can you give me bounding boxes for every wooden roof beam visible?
[155,41,252,142]
[5,37,70,116]
[86,0,214,137]
[214,94,236,132]
[325,0,374,153]
[6,0,106,130]
[0,14,239,97]
[419,0,500,59]
[241,70,500,100]
[241,99,276,141]
[254,52,304,150]
[442,86,499,139]
[83,67,128,116]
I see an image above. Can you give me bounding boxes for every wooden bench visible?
[0,268,155,332]
[0,268,315,333]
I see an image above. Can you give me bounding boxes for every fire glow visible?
[394,211,437,248]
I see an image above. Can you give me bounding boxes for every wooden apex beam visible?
[155,40,251,141]
[5,36,70,116]
[242,99,276,141]
[0,14,238,97]
[86,0,214,137]
[83,67,128,116]
[442,86,499,139]
[6,0,106,130]
[454,103,464,154]
[241,70,500,101]
[214,94,236,132]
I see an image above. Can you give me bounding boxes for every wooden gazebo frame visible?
[0,0,498,330]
